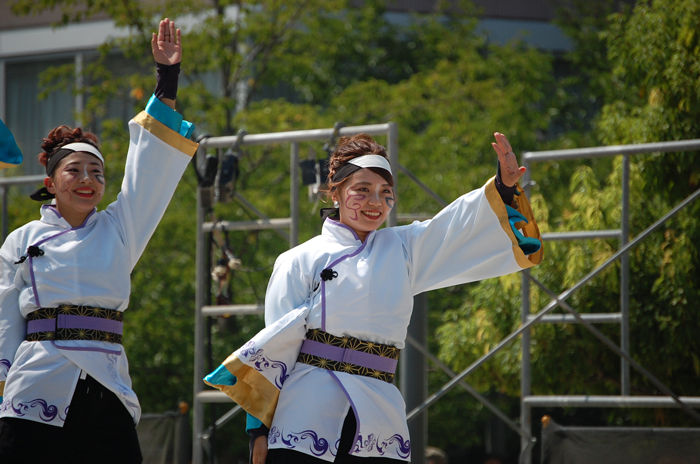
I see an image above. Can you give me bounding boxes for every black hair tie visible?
[320,268,338,281]
[30,187,55,202]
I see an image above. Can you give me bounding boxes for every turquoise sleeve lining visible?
[145,94,195,139]
[505,205,541,255]
[246,413,264,433]
[203,364,237,386]
[204,366,265,434]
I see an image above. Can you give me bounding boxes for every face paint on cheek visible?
[59,184,73,201]
[385,197,395,209]
[344,194,365,221]
[95,175,105,185]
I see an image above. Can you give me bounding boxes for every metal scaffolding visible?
[402,138,700,464]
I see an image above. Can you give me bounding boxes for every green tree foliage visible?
[434,0,700,435]
[19,0,700,459]
[597,0,700,408]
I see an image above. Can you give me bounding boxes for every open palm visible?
[491,132,526,187]
[151,18,181,65]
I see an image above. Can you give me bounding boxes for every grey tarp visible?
[136,410,191,464]
[541,418,700,464]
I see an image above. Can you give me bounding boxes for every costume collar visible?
[40,204,98,229]
[322,217,375,245]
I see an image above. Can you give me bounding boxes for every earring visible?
[333,200,339,208]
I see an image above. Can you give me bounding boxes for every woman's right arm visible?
[105,18,197,270]
[0,240,25,402]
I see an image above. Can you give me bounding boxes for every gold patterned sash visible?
[297,329,400,383]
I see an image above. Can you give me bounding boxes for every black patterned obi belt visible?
[297,329,400,384]
[26,305,123,344]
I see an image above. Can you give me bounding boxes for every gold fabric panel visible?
[203,354,280,429]
[484,177,544,268]
[0,380,4,397]
[132,112,198,157]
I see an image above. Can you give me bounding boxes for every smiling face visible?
[45,151,105,227]
[333,168,395,241]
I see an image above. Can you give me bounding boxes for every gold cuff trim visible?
[0,380,5,397]
[133,111,198,157]
[202,354,280,428]
[484,177,543,268]
[0,162,18,170]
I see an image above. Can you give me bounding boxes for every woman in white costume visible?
[0,19,197,464]
[205,132,543,464]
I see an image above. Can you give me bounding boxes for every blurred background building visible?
[0,0,571,174]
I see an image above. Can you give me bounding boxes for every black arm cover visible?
[155,62,180,100]
[495,161,517,205]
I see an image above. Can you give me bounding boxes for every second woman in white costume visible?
[206,132,542,464]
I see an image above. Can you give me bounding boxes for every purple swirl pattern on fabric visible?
[240,341,257,358]
[376,434,411,458]
[8,397,60,422]
[269,426,281,445]
[280,429,330,457]
[362,433,377,452]
[248,348,289,389]
[0,359,11,376]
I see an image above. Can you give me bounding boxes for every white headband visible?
[60,142,105,164]
[347,154,392,175]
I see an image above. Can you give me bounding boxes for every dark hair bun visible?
[38,125,100,167]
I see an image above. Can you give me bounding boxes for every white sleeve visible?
[394,177,542,295]
[264,255,314,327]
[105,113,197,270]
[0,238,27,398]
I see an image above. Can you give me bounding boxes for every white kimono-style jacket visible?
[206,177,543,462]
[0,101,197,427]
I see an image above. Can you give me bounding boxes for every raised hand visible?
[491,132,526,187]
[151,18,182,65]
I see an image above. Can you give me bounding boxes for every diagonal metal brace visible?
[406,186,700,421]
[405,335,533,442]
[527,274,700,424]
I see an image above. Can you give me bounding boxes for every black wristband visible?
[155,62,180,100]
[495,162,517,206]
[248,424,270,464]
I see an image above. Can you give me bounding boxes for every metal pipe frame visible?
[405,183,700,425]
[521,162,533,464]
[517,141,700,462]
[0,175,46,242]
[0,174,46,187]
[232,192,291,242]
[524,396,700,409]
[198,124,394,149]
[526,273,700,423]
[527,313,622,324]
[522,139,700,162]
[405,335,532,442]
[541,230,621,241]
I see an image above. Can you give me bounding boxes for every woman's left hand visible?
[491,132,526,187]
[151,18,181,65]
